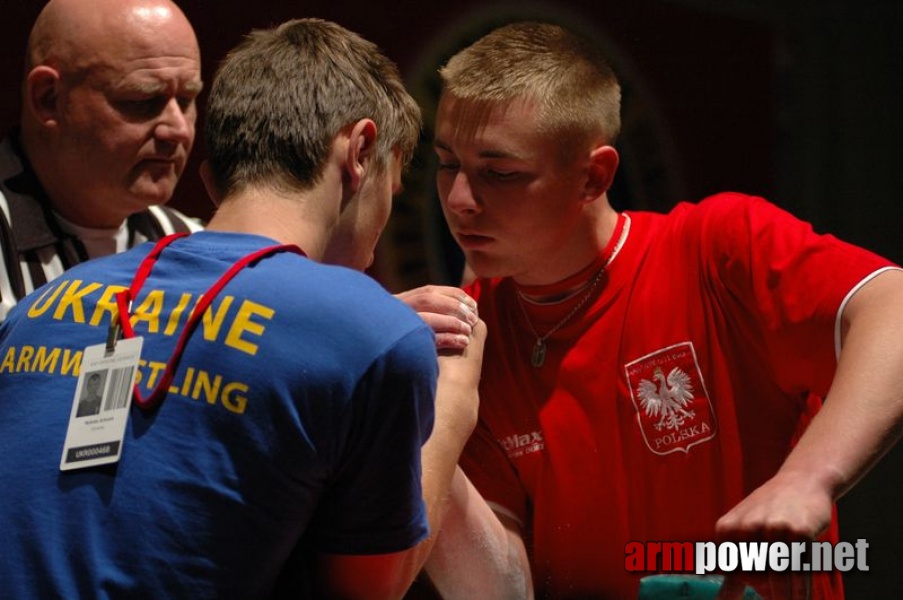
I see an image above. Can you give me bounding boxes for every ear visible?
[582,144,619,202]
[24,66,62,126]
[344,118,378,194]
[199,160,222,206]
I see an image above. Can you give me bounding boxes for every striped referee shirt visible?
[0,134,203,320]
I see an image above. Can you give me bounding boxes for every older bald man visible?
[0,0,203,319]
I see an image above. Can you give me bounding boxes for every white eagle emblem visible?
[636,366,696,431]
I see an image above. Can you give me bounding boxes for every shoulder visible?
[258,259,436,381]
[0,135,50,238]
[15,246,143,304]
[0,247,141,336]
[249,255,432,347]
[662,192,778,227]
[318,264,428,329]
[650,192,803,251]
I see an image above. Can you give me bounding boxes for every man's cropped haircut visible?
[205,18,421,196]
[439,21,621,148]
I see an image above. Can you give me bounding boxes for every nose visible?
[154,97,194,147]
[444,171,480,216]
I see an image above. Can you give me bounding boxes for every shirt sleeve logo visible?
[625,341,717,455]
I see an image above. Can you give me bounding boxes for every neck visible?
[513,200,621,296]
[517,265,605,305]
[46,188,129,228]
[206,187,337,261]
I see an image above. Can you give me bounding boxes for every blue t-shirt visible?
[0,231,437,599]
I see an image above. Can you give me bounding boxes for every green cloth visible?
[638,575,762,599]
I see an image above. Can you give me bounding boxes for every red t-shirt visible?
[461,193,896,599]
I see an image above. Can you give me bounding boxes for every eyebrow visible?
[433,139,522,161]
[185,80,205,94]
[479,149,520,160]
[117,78,204,95]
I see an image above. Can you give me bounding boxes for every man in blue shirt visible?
[0,18,484,599]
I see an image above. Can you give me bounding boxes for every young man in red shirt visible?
[417,21,903,599]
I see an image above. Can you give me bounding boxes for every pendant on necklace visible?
[531,339,547,368]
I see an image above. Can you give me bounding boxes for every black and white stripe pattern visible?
[0,135,203,320]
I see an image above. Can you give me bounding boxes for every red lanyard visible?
[114,233,306,411]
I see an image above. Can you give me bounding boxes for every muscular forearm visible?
[425,468,533,600]
[718,269,903,539]
[783,269,903,499]
[414,411,476,564]
[392,323,487,590]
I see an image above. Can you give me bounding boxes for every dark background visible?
[1,0,900,596]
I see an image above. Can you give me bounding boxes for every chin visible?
[133,162,179,189]
[462,253,503,279]
[129,183,177,208]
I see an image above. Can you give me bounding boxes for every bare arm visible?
[413,319,487,565]
[716,268,903,539]
[396,285,532,597]
[424,467,534,599]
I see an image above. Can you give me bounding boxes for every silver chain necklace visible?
[516,267,605,367]
[515,214,630,368]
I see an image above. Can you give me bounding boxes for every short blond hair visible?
[439,21,621,149]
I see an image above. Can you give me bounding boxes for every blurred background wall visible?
[1,0,899,595]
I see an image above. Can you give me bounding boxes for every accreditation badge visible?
[60,337,143,471]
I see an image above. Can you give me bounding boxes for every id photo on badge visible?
[75,370,107,418]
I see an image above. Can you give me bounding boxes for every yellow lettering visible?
[138,360,167,389]
[224,300,274,356]
[192,371,222,405]
[165,293,194,336]
[221,381,248,414]
[52,280,102,324]
[180,367,196,396]
[131,290,165,334]
[2,346,68,374]
[27,281,67,318]
[1,347,16,373]
[16,346,35,372]
[33,346,61,373]
[61,349,82,376]
[199,297,234,342]
[89,285,128,327]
